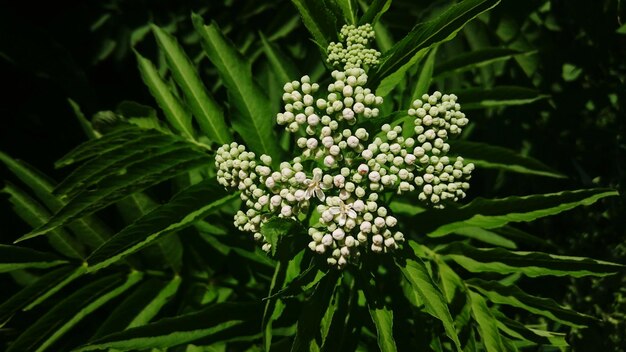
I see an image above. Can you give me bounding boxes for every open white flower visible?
[304,169,328,201]
[329,200,357,226]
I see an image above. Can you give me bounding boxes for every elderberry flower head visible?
[214,24,474,268]
[327,24,381,70]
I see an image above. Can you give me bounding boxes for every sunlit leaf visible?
[192,15,281,159]
[151,25,231,144]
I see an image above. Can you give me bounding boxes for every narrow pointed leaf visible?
[151,25,231,144]
[1,150,111,247]
[7,272,142,352]
[434,48,531,77]
[364,290,397,351]
[358,0,391,26]
[452,227,516,249]
[2,183,84,258]
[259,32,300,85]
[19,142,213,241]
[55,128,143,167]
[336,0,356,24]
[135,51,194,140]
[291,271,340,352]
[92,276,182,339]
[289,0,340,47]
[414,188,618,237]
[491,310,568,347]
[411,47,438,101]
[440,243,625,277]
[54,132,176,197]
[68,99,98,139]
[468,279,595,327]
[397,252,461,351]
[192,15,280,159]
[449,140,566,178]
[0,245,68,273]
[468,291,505,352]
[0,266,84,322]
[76,302,263,351]
[86,181,237,272]
[371,0,500,87]
[455,86,549,110]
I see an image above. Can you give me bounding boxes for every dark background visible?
[1,0,625,349]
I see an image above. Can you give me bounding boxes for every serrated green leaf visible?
[54,131,177,197]
[358,0,391,26]
[290,0,341,48]
[449,140,566,178]
[411,47,438,102]
[336,0,356,25]
[68,99,98,139]
[291,271,340,352]
[151,25,231,144]
[397,251,461,352]
[19,142,213,242]
[434,48,531,77]
[456,86,549,110]
[491,310,568,347]
[370,0,500,87]
[259,32,300,85]
[192,15,281,159]
[0,151,110,248]
[76,302,262,351]
[7,271,142,352]
[55,127,143,167]
[86,181,237,272]
[439,243,625,277]
[452,227,516,249]
[92,276,182,339]
[0,266,84,322]
[415,188,618,237]
[468,290,505,352]
[364,287,397,352]
[2,183,84,259]
[0,245,68,273]
[468,278,595,327]
[135,51,194,140]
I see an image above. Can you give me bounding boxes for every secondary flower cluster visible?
[215,24,474,268]
[327,24,381,70]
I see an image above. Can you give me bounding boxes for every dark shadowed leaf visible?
[7,272,142,352]
[370,0,500,88]
[439,243,624,278]
[86,181,237,272]
[0,245,68,273]
[414,188,618,237]
[449,140,566,178]
[468,278,595,327]
[76,301,263,351]
[455,86,549,110]
[434,48,532,77]
[0,266,84,322]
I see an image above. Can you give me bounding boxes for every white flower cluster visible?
[215,24,474,268]
[327,24,381,70]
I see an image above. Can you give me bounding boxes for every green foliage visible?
[1,1,623,351]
